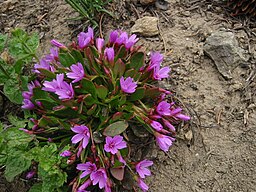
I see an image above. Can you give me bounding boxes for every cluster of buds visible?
[21,27,190,191]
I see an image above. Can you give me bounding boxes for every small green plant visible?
[0,28,39,104]
[65,0,113,28]
[0,28,190,192]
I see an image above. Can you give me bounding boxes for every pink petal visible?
[71,126,83,133]
[71,134,83,144]
[82,137,89,148]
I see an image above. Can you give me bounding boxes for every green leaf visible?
[96,85,108,99]
[144,87,162,98]
[37,68,56,79]
[87,104,97,115]
[8,29,39,62]
[52,106,78,118]
[113,59,125,78]
[115,45,127,60]
[7,114,27,128]
[14,54,32,74]
[33,87,53,100]
[124,68,137,78]
[20,75,29,90]
[29,183,43,192]
[39,166,67,192]
[4,151,31,182]
[81,79,97,96]
[0,58,13,84]
[36,99,56,109]
[32,87,57,108]
[129,52,144,70]
[0,121,4,131]
[59,52,76,67]
[38,116,59,127]
[26,32,40,53]
[4,78,22,104]
[128,87,145,101]
[70,49,85,65]
[31,144,67,192]
[83,93,96,106]
[118,95,126,106]
[103,120,128,136]
[0,33,8,53]
[4,127,33,149]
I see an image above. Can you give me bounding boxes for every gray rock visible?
[204,31,249,79]
[131,16,159,37]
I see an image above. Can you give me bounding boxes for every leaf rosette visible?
[16,28,190,192]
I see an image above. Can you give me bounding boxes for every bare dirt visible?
[0,0,256,192]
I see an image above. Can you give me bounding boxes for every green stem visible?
[96,145,105,168]
[35,136,49,141]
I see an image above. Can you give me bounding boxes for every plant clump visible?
[19,27,190,191]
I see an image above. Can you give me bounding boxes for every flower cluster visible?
[21,27,190,191]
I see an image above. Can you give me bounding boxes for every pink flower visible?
[77,145,83,158]
[21,99,35,110]
[136,160,153,178]
[156,101,171,116]
[22,81,38,100]
[104,135,127,154]
[60,150,72,157]
[155,132,175,152]
[116,151,126,165]
[43,74,74,100]
[104,184,112,192]
[77,162,97,178]
[78,27,94,49]
[109,30,118,43]
[90,168,107,189]
[174,113,190,121]
[170,107,182,115]
[109,30,138,49]
[96,38,105,53]
[137,178,149,192]
[120,76,137,94]
[78,179,92,191]
[34,58,55,73]
[50,39,67,49]
[55,82,74,100]
[66,62,85,83]
[45,47,59,62]
[148,52,163,70]
[150,120,163,131]
[162,119,176,132]
[26,170,36,179]
[71,125,90,149]
[104,47,115,62]
[42,73,64,92]
[116,31,128,45]
[125,34,138,49]
[153,66,170,80]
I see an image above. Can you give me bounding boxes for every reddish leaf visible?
[103,121,128,136]
[110,167,124,181]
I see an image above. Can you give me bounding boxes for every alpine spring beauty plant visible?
[20,27,190,191]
